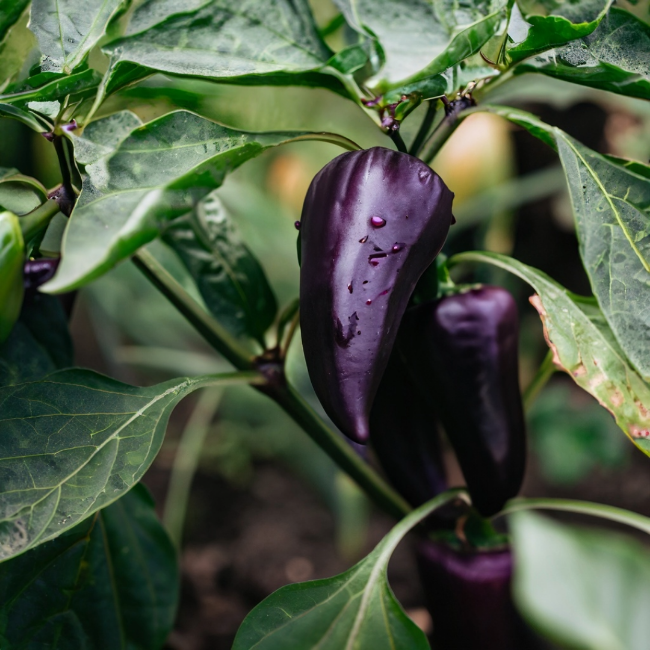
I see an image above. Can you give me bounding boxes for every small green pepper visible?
[0,211,25,342]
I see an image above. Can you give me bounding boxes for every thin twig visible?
[523,349,557,412]
[164,387,223,547]
[409,101,438,157]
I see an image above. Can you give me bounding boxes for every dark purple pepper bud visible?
[400,287,526,516]
[299,147,454,443]
[23,258,60,292]
[417,541,534,650]
[369,348,446,506]
[47,184,75,217]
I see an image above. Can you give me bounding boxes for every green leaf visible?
[334,0,508,86]
[0,10,39,90]
[45,110,351,293]
[507,0,611,64]
[162,191,277,346]
[29,0,127,74]
[102,0,338,90]
[0,483,178,649]
[448,251,650,458]
[514,8,650,100]
[511,511,650,650]
[0,293,73,385]
[482,105,650,381]
[0,0,29,44]
[233,488,464,650]
[0,69,101,105]
[0,368,259,561]
[0,172,48,215]
[70,109,143,165]
[0,102,50,132]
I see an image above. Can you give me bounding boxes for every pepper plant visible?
[1,0,650,648]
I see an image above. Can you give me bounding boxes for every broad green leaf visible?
[233,488,464,650]
[102,0,340,92]
[334,0,508,86]
[0,69,101,105]
[448,251,650,457]
[44,110,355,293]
[0,10,39,90]
[163,191,277,346]
[125,0,212,35]
[511,511,650,650]
[0,0,29,43]
[0,172,47,215]
[70,109,143,165]
[0,368,259,561]
[29,0,127,73]
[0,293,73,385]
[482,105,650,381]
[0,102,50,132]
[0,483,177,649]
[515,8,650,100]
[507,0,611,64]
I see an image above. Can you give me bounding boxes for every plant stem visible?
[269,383,411,520]
[19,199,60,240]
[164,387,223,548]
[418,99,474,165]
[389,129,408,153]
[523,349,556,412]
[409,100,438,157]
[133,249,255,370]
[136,248,412,521]
[53,135,76,198]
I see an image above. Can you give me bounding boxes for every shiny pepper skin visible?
[400,286,526,516]
[417,541,537,650]
[299,147,454,443]
[0,211,25,343]
[369,347,446,506]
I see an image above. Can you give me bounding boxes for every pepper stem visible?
[135,248,412,521]
[523,349,556,411]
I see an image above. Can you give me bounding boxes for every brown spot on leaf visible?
[629,424,650,439]
[529,294,563,370]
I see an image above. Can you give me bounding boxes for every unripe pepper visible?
[416,541,536,650]
[399,286,526,516]
[0,211,25,343]
[299,147,454,443]
[369,347,446,506]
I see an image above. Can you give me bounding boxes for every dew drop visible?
[366,299,372,305]
[370,216,386,228]
[357,331,361,335]
[391,242,405,253]
[359,235,368,243]
[347,283,353,293]
[294,221,301,230]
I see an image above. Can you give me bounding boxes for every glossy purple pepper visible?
[400,287,526,516]
[369,347,446,506]
[417,541,535,650]
[299,147,454,443]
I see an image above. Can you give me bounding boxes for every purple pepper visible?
[299,147,454,443]
[417,541,534,650]
[369,347,446,506]
[400,287,526,516]
[23,258,60,292]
